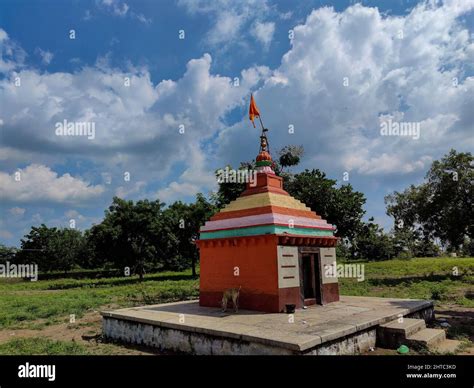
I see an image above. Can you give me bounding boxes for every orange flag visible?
[248,94,260,128]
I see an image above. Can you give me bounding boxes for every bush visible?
[431,285,448,300]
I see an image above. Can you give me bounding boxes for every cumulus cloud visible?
[202,10,243,45]
[35,48,53,65]
[156,142,217,202]
[179,0,274,49]
[1,1,473,243]
[115,180,147,198]
[218,1,474,178]
[0,164,105,204]
[0,28,26,72]
[0,27,267,204]
[251,21,275,48]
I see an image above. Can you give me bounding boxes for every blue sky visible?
[0,0,473,246]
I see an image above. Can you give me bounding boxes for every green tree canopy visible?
[163,194,216,276]
[16,225,84,273]
[284,169,366,241]
[386,149,473,250]
[88,197,172,279]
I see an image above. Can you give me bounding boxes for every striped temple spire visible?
[199,120,337,241]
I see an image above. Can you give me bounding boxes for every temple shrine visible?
[197,130,340,313]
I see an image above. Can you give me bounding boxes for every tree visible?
[16,225,84,273]
[386,149,473,251]
[0,244,16,264]
[353,218,395,261]
[52,228,85,273]
[88,197,174,279]
[76,229,104,269]
[285,169,366,241]
[211,164,248,208]
[164,194,216,276]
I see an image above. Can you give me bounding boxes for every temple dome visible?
[199,170,337,243]
[256,150,272,162]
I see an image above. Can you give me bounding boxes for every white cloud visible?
[115,180,147,198]
[156,182,201,203]
[179,0,274,49]
[101,0,129,16]
[62,210,100,229]
[0,29,8,42]
[0,28,26,72]
[36,48,53,65]
[132,12,151,24]
[218,2,474,177]
[208,11,244,45]
[0,26,267,203]
[9,207,25,216]
[100,0,151,24]
[156,142,217,202]
[1,1,473,241]
[251,21,275,48]
[0,164,105,204]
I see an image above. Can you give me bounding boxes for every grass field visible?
[338,257,474,308]
[0,270,199,330]
[0,257,472,355]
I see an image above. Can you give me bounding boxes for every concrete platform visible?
[101,296,434,355]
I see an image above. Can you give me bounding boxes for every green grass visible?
[0,269,199,329]
[339,257,474,307]
[0,258,472,331]
[0,338,90,355]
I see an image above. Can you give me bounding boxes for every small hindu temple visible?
[197,132,340,313]
[102,96,440,355]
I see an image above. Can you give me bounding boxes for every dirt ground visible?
[0,304,472,355]
[0,309,163,355]
[433,304,474,355]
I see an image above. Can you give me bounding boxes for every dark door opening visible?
[302,255,314,299]
[300,252,322,305]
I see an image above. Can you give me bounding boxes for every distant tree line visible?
[1,194,215,278]
[0,148,472,276]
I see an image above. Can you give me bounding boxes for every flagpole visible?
[249,94,270,154]
[257,115,270,154]
[258,116,265,132]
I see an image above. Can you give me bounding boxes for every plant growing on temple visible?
[278,145,304,173]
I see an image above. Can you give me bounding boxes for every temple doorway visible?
[300,249,322,306]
